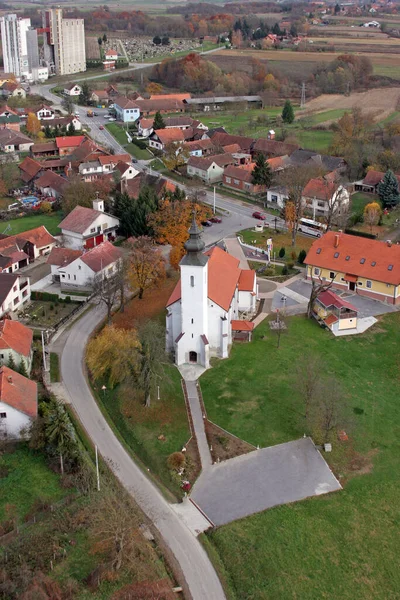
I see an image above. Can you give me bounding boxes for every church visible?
[166,216,258,368]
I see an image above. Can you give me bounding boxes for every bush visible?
[291,250,297,260]
[132,138,147,150]
[31,291,59,303]
[287,261,295,270]
[278,247,286,258]
[298,249,307,264]
[282,264,289,275]
[344,228,377,240]
[167,452,186,471]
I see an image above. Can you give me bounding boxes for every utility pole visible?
[213,186,216,214]
[41,330,47,372]
[95,445,100,491]
[300,82,306,109]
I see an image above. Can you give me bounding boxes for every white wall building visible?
[0,14,31,77]
[0,319,33,374]
[43,8,86,76]
[114,96,140,123]
[166,217,258,368]
[0,366,37,439]
[58,199,120,250]
[0,273,31,318]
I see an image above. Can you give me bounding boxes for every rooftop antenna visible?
[300,82,306,109]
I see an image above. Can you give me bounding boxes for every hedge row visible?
[344,228,377,240]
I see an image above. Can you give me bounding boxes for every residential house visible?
[16,226,57,258]
[184,95,262,112]
[41,116,82,132]
[78,161,104,181]
[56,135,86,157]
[0,366,37,439]
[134,98,185,116]
[302,176,349,218]
[252,138,299,158]
[312,290,358,334]
[207,131,254,153]
[223,164,265,195]
[113,96,140,123]
[18,156,43,183]
[58,199,120,249]
[35,170,68,198]
[0,319,33,374]
[0,273,31,317]
[166,221,257,368]
[30,141,58,158]
[266,185,289,209]
[354,169,400,194]
[36,105,55,121]
[137,118,154,138]
[305,231,400,304]
[0,226,56,272]
[149,128,186,151]
[288,149,346,173]
[106,84,120,98]
[97,153,131,173]
[64,83,82,96]
[0,111,21,131]
[51,241,123,292]
[183,138,216,158]
[115,161,139,181]
[187,154,236,183]
[105,49,118,61]
[0,81,26,98]
[120,173,175,200]
[91,90,109,106]
[69,139,110,167]
[47,247,83,282]
[78,153,132,181]
[0,129,33,153]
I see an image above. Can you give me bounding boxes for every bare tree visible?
[314,377,347,442]
[307,274,336,319]
[321,174,349,231]
[296,354,324,423]
[92,271,121,325]
[282,165,322,246]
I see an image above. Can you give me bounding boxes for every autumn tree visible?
[86,325,140,387]
[146,81,163,95]
[330,108,374,178]
[137,320,170,407]
[92,271,122,325]
[251,153,273,188]
[148,198,210,269]
[62,177,99,214]
[26,112,41,136]
[378,169,400,208]
[163,142,189,171]
[363,201,381,233]
[125,236,165,299]
[282,166,321,246]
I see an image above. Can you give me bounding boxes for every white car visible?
[108,117,116,122]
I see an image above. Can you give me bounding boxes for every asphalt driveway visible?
[191,438,341,526]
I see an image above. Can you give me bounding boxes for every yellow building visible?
[305,231,400,305]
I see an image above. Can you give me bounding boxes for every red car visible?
[252,211,266,220]
[99,125,104,130]
[210,216,222,223]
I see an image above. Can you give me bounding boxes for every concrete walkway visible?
[224,237,249,269]
[184,380,212,471]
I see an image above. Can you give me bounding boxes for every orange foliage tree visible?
[148,198,210,269]
[26,112,41,137]
[125,236,166,299]
[363,201,382,233]
[145,82,163,95]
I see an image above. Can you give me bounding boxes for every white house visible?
[115,161,140,181]
[105,49,118,61]
[186,155,234,183]
[0,273,31,318]
[58,199,120,250]
[78,161,104,181]
[0,129,33,153]
[114,96,140,123]
[137,118,154,138]
[36,105,55,120]
[0,366,37,439]
[64,83,82,96]
[148,128,185,152]
[267,185,289,209]
[47,247,83,283]
[0,319,33,374]
[30,66,49,82]
[302,177,349,218]
[49,241,123,292]
[166,216,258,368]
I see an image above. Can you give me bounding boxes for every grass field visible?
[105,123,153,159]
[240,228,314,261]
[201,313,400,600]
[0,212,62,236]
[0,445,68,523]
[350,191,379,214]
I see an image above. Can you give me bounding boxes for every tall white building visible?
[43,8,86,76]
[0,14,31,77]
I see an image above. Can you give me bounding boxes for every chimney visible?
[387,240,392,247]
[92,192,104,213]
[7,375,12,383]
[334,233,340,248]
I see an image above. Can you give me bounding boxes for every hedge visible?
[31,291,75,303]
[344,228,377,240]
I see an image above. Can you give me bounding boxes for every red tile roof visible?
[20,226,57,249]
[31,141,57,153]
[267,155,288,171]
[139,118,154,129]
[325,314,339,326]
[47,247,83,267]
[97,153,131,166]
[224,164,254,184]
[58,205,107,234]
[188,154,235,171]
[303,177,338,201]
[18,157,42,182]
[154,128,185,145]
[0,365,37,418]
[238,269,256,291]
[150,93,191,101]
[231,319,255,331]
[55,135,85,149]
[80,241,123,273]
[317,290,357,311]
[253,138,299,156]
[114,96,139,110]
[305,231,400,285]
[0,319,33,357]
[223,143,242,153]
[35,171,68,194]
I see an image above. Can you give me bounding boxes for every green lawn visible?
[201,314,400,600]
[0,212,62,236]
[105,123,153,159]
[0,445,67,523]
[240,228,314,261]
[95,365,191,497]
[50,352,60,383]
[350,191,379,215]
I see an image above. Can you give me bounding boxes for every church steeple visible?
[181,211,208,266]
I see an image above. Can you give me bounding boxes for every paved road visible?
[57,304,226,600]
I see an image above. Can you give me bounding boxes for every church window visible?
[190,276,194,287]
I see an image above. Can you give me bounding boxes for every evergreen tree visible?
[334,3,341,14]
[153,35,161,45]
[79,81,92,106]
[67,121,75,136]
[153,111,165,130]
[282,99,295,124]
[378,169,400,208]
[114,187,158,238]
[102,33,107,43]
[7,354,16,370]
[44,124,52,138]
[98,37,102,46]
[18,359,28,378]
[251,153,273,188]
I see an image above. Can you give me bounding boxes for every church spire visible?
[181,211,208,266]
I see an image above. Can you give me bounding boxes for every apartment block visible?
[0,14,31,77]
[43,8,86,76]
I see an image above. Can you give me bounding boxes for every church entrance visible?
[189,351,197,363]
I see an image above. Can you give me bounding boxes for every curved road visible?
[58,303,226,600]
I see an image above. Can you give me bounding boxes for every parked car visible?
[131,157,138,163]
[202,220,212,227]
[104,114,110,119]
[108,117,116,122]
[210,216,222,223]
[252,211,266,220]
[93,111,99,116]
[99,125,104,130]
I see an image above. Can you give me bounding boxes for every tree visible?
[298,249,307,264]
[114,187,158,237]
[125,236,166,300]
[92,271,121,326]
[334,2,341,14]
[145,82,163,95]
[282,99,294,124]
[296,354,324,424]
[44,124,52,138]
[45,398,76,475]
[67,121,75,136]
[137,320,170,407]
[153,35,161,45]
[7,354,16,370]
[62,177,99,214]
[26,112,41,136]
[307,273,336,319]
[251,153,273,188]
[363,201,382,233]
[378,169,400,209]
[278,246,285,258]
[102,33,107,43]
[18,359,28,378]
[61,95,74,116]
[98,36,103,46]
[153,110,165,130]
[282,166,321,246]
[163,142,189,171]
[79,81,92,106]
[161,35,170,46]
[86,325,140,388]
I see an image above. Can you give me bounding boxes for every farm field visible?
[201,313,400,600]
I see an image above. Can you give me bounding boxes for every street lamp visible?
[101,385,106,397]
